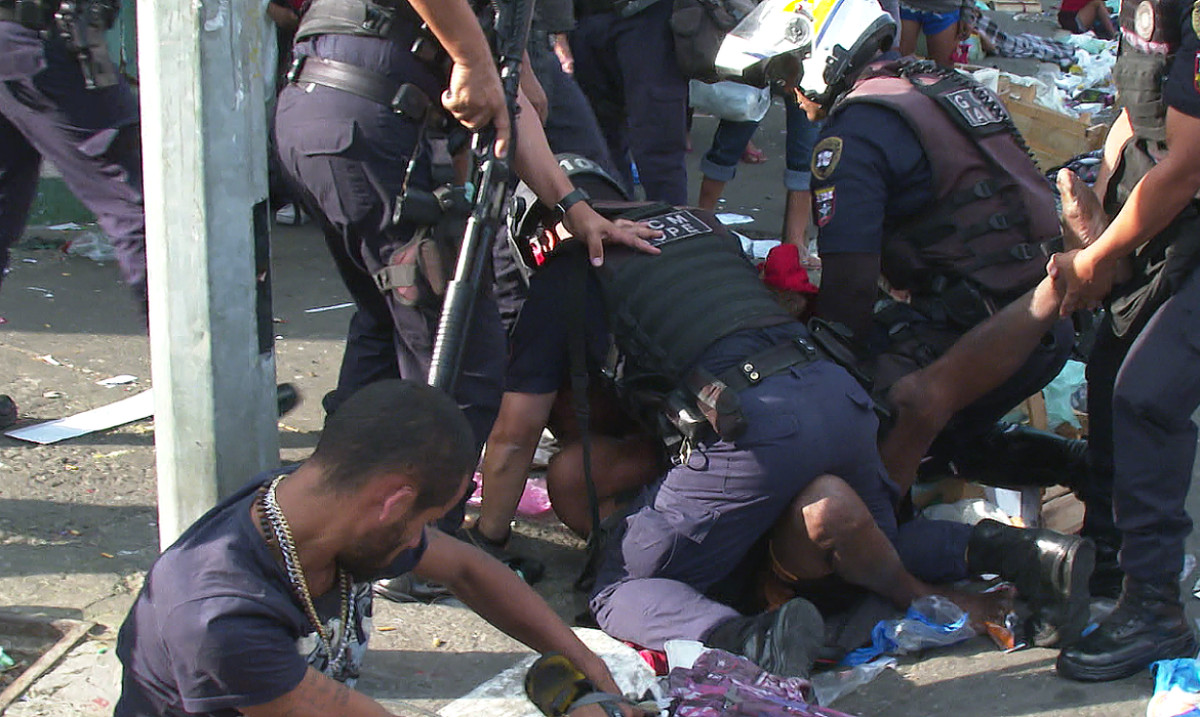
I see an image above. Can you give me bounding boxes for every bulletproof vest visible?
[594,205,791,383]
[296,0,420,42]
[831,60,1060,304]
[1112,0,1186,144]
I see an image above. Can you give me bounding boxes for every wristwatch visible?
[554,187,590,218]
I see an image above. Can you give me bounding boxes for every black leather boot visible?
[1088,539,1124,600]
[968,519,1095,646]
[956,422,1088,490]
[704,598,824,679]
[1057,577,1198,682]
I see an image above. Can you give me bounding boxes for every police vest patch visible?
[815,186,836,227]
[1193,0,1199,37]
[645,210,712,247]
[945,89,1005,127]
[811,137,844,181]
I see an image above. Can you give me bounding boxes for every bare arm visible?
[414,531,625,699]
[476,391,558,541]
[239,667,394,717]
[1049,106,1200,314]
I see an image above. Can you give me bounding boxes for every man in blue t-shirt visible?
[114,380,626,716]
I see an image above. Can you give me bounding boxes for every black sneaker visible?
[1057,577,1198,682]
[704,597,824,679]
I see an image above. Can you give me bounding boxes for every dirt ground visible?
[1,90,1193,717]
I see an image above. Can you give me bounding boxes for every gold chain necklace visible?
[258,475,354,674]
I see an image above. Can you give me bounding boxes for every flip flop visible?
[741,146,768,164]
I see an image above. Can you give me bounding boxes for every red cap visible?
[761,244,818,295]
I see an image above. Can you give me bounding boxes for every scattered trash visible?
[45,222,83,231]
[377,626,397,632]
[100,552,114,559]
[0,646,14,672]
[716,213,755,226]
[667,648,847,716]
[1148,658,1200,717]
[4,389,154,445]
[811,657,896,707]
[304,302,355,313]
[689,80,772,123]
[96,375,137,387]
[843,596,978,666]
[21,258,36,264]
[922,498,1014,526]
[65,232,117,262]
[467,475,552,517]
[1043,360,1087,429]
[27,287,54,298]
[42,391,63,399]
[37,355,61,366]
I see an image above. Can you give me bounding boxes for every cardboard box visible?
[996,77,1110,171]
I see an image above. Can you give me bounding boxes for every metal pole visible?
[138,0,280,548]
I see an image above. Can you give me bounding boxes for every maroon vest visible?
[831,60,1061,303]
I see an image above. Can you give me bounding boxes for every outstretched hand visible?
[562,208,662,266]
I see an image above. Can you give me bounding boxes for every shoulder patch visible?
[811,137,844,181]
[814,186,837,227]
[1191,0,1198,37]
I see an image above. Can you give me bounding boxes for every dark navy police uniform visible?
[1080,1,1200,585]
[811,80,1073,452]
[569,0,689,204]
[274,28,504,453]
[0,22,146,302]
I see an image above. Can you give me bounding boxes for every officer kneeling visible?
[506,142,1095,678]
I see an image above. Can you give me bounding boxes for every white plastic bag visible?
[689,80,772,122]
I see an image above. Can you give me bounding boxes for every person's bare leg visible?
[898,19,922,57]
[925,23,960,67]
[880,276,1065,493]
[698,176,727,211]
[771,475,1009,624]
[545,436,663,537]
[477,392,558,542]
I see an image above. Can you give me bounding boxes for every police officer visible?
[798,12,1076,494]
[1,0,145,428]
[1050,0,1200,682]
[499,130,1095,671]
[273,0,656,536]
[568,0,689,204]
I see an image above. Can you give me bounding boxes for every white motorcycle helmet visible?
[715,0,896,105]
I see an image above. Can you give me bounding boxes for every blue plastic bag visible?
[842,596,976,666]
[1148,659,1200,717]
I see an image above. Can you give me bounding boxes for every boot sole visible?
[1056,629,1199,682]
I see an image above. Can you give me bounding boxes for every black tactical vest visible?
[830,60,1060,313]
[594,205,791,383]
[1112,0,1187,144]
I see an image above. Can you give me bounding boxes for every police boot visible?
[1057,577,1198,682]
[967,519,1094,647]
[1087,536,1124,600]
[0,395,16,429]
[704,598,824,679]
[956,422,1088,490]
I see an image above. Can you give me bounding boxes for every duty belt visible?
[287,54,441,125]
[717,335,822,393]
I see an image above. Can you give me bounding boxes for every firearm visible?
[427,0,535,393]
[53,0,119,89]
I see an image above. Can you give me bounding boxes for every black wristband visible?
[554,187,590,217]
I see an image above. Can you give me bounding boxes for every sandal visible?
[741,143,768,164]
[460,524,546,585]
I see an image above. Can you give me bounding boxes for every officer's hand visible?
[552,33,575,75]
[1047,248,1116,316]
[443,60,513,158]
[563,207,662,266]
